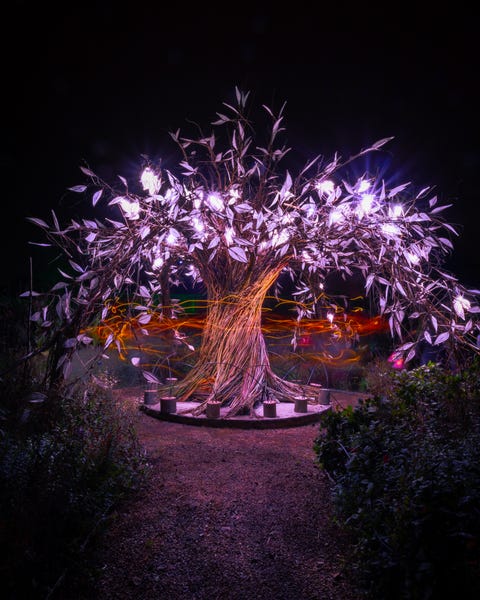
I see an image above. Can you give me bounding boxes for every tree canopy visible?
[24,88,480,412]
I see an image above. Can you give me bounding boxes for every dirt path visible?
[65,390,359,600]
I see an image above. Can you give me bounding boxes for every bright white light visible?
[381,223,401,237]
[119,198,140,220]
[140,167,161,196]
[327,312,334,323]
[406,251,420,265]
[453,294,471,319]
[271,229,290,248]
[206,193,224,212]
[152,256,164,270]
[258,241,270,253]
[316,180,335,195]
[228,188,241,203]
[192,217,204,233]
[357,179,371,193]
[166,229,179,246]
[390,204,403,219]
[329,209,344,225]
[224,226,234,245]
[359,193,375,214]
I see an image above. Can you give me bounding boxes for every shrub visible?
[0,373,149,599]
[314,357,480,599]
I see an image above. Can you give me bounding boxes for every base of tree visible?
[159,369,325,418]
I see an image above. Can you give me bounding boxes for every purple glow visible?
[224,226,234,245]
[140,167,161,196]
[390,204,403,219]
[118,198,140,220]
[315,180,335,195]
[206,193,224,211]
[359,193,375,215]
[357,179,371,193]
[381,223,401,237]
[453,294,471,319]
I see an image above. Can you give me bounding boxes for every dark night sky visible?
[3,2,480,295]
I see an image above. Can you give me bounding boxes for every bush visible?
[0,373,150,599]
[314,357,480,599]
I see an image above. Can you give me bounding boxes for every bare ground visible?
[61,388,361,600]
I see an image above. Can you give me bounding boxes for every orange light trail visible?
[85,297,388,372]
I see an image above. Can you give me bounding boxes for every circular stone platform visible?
[139,389,367,429]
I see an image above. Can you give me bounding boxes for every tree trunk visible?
[166,265,321,417]
[160,265,172,319]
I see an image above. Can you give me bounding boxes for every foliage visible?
[0,370,149,599]
[314,357,480,599]
[22,87,480,414]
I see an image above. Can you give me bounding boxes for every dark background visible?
[3,1,480,296]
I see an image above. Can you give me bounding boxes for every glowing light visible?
[228,187,241,203]
[359,193,375,215]
[298,334,313,347]
[206,192,224,211]
[381,223,401,237]
[329,209,344,225]
[271,229,290,247]
[140,167,161,196]
[258,241,270,253]
[390,204,403,218]
[406,251,420,265]
[118,198,140,220]
[166,229,180,246]
[192,216,204,233]
[86,298,389,367]
[357,180,371,193]
[327,312,334,323]
[388,352,405,370]
[224,226,234,245]
[453,294,471,319]
[315,180,335,195]
[152,256,164,270]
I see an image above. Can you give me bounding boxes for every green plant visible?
[314,357,480,599]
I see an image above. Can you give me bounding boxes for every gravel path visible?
[63,390,359,600]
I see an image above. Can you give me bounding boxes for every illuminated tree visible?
[26,88,480,416]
